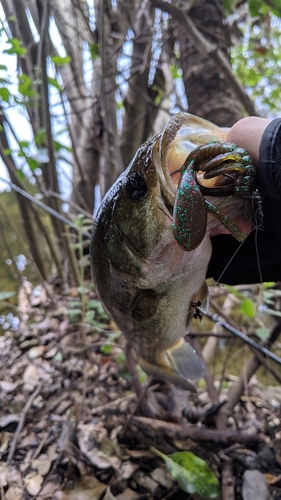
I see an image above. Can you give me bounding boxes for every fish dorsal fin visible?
[167,339,203,381]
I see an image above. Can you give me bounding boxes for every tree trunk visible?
[178,0,248,126]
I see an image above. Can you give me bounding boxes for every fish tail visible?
[139,339,203,392]
[167,338,204,381]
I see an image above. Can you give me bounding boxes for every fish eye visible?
[125,171,148,200]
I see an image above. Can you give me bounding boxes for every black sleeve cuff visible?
[258,118,281,199]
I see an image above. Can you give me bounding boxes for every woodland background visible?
[0,1,281,499]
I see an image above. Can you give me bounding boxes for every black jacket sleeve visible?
[207,118,281,284]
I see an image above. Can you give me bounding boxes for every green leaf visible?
[266,308,281,318]
[16,169,25,182]
[84,310,95,322]
[48,76,63,91]
[116,100,124,110]
[255,327,270,341]
[0,65,8,71]
[68,300,82,308]
[18,74,35,98]
[107,331,121,342]
[100,344,113,354]
[222,0,239,14]
[224,284,244,300]
[263,282,275,288]
[0,87,10,102]
[0,291,16,301]
[35,129,46,146]
[54,140,72,153]
[54,351,63,362]
[151,448,220,499]
[3,38,27,56]
[51,55,72,65]
[69,242,81,250]
[26,157,40,171]
[87,299,103,309]
[169,64,182,79]
[18,140,29,148]
[89,43,99,60]
[68,308,82,320]
[137,366,147,383]
[239,298,255,318]
[271,0,281,16]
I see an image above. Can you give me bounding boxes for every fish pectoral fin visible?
[166,339,204,381]
[130,289,162,321]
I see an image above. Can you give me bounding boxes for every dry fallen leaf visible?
[0,461,23,489]
[57,476,107,500]
[115,488,139,500]
[32,443,57,476]
[0,381,21,392]
[77,422,121,469]
[27,345,46,359]
[24,470,44,496]
[119,461,139,480]
[0,432,10,457]
[23,364,40,391]
[0,414,19,429]
[0,461,9,487]
[264,473,281,485]
[151,466,174,488]
[103,486,116,499]
[4,485,24,500]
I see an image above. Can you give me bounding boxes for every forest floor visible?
[0,280,281,500]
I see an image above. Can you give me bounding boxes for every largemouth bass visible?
[90,112,254,392]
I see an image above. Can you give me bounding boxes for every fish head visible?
[93,132,190,289]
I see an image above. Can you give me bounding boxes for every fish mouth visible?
[153,112,229,211]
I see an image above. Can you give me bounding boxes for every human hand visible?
[210,116,271,237]
[226,116,271,165]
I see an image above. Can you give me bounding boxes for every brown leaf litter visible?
[0,282,280,499]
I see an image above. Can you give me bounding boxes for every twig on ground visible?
[92,393,136,415]
[8,382,43,462]
[221,460,235,500]
[132,416,264,444]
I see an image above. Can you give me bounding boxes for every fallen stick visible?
[132,416,264,445]
[221,460,235,500]
[8,382,42,462]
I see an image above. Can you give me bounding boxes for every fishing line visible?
[210,190,264,290]
[0,176,92,239]
[206,199,281,366]
[210,231,251,290]
[252,190,264,285]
